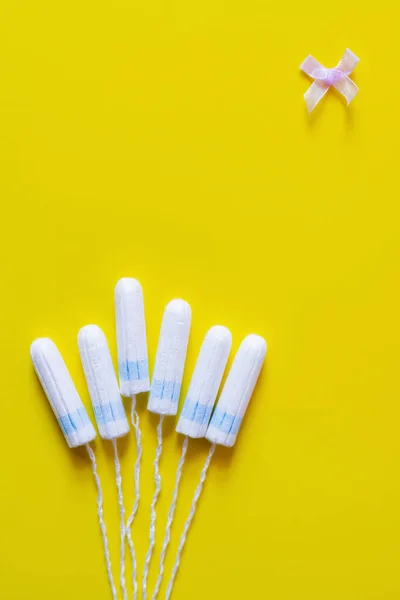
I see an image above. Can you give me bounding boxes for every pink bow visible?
[300,49,360,113]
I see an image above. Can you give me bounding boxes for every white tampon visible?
[78,324,131,600]
[30,338,96,448]
[115,277,150,396]
[151,325,231,600]
[78,325,129,440]
[165,333,267,600]
[142,298,191,600]
[206,334,267,447]
[115,277,149,600]
[148,299,192,415]
[176,325,232,438]
[31,338,117,600]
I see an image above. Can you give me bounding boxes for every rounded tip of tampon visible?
[205,325,232,345]
[240,334,267,358]
[165,298,191,319]
[78,324,106,346]
[30,337,57,361]
[115,277,143,297]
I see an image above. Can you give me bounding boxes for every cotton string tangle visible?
[115,277,150,600]
[86,443,118,600]
[78,324,131,600]
[142,415,164,599]
[112,439,128,600]
[165,334,267,598]
[165,442,216,600]
[152,326,232,599]
[300,48,360,112]
[143,299,191,599]
[151,435,189,600]
[125,396,142,600]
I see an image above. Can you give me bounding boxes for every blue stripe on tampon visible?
[181,398,213,424]
[58,407,91,435]
[209,407,242,435]
[93,401,127,426]
[119,360,149,381]
[151,379,181,404]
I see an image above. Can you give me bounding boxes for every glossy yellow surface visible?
[1,0,399,598]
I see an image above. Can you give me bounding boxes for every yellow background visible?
[1,0,399,598]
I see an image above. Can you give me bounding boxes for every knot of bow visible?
[300,48,360,112]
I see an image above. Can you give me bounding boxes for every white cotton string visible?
[125,395,142,600]
[151,436,189,600]
[112,438,128,600]
[86,443,118,600]
[165,442,216,600]
[142,414,164,600]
